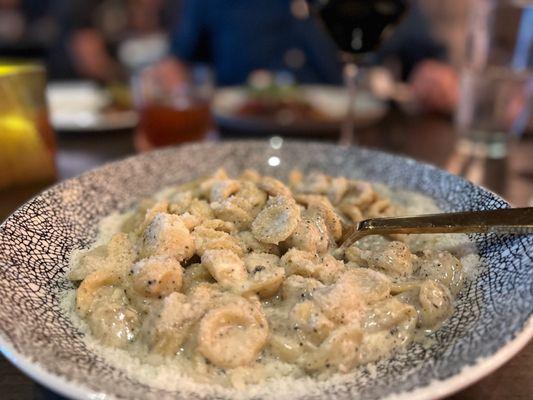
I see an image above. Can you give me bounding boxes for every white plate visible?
[213,85,388,135]
[46,82,138,132]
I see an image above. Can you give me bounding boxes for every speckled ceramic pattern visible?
[0,141,531,400]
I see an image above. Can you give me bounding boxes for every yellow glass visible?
[0,62,56,189]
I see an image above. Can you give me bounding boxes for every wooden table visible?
[1,112,531,399]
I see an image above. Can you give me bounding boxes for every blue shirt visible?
[170,0,343,86]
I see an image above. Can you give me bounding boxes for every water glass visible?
[455,0,533,159]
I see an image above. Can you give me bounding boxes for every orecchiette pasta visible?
[281,249,345,284]
[140,213,195,261]
[131,256,184,298]
[269,333,302,363]
[86,287,140,348]
[209,179,241,202]
[242,252,285,298]
[295,195,342,241]
[201,249,247,290]
[168,190,193,214]
[192,225,243,256]
[358,298,417,364]
[211,197,254,230]
[285,209,329,254]
[289,300,335,343]
[76,268,124,316]
[181,263,214,293]
[302,324,363,372]
[418,280,454,328]
[236,230,280,255]
[258,176,293,198]
[139,201,169,233]
[341,268,392,304]
[69,232,136,281]
[415,249,464,295]
[251,195,300,244]
[312,273,367,324]
[69,168,470,388]
[365,241,415,277]
[188,198,214,220]
[281,275,324,304]
[197,296,268,368]
[326,176,349,205]
[149,292,197,355]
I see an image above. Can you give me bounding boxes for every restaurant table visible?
[1,111,532,399]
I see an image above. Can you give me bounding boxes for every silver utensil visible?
[340,207,533,249]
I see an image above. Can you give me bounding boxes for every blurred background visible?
[1,0,532,204]
[0,1,532,396]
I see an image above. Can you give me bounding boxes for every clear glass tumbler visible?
[455,0,533,159]
[132,63,214,151]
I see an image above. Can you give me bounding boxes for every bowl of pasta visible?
[0,141,531,400]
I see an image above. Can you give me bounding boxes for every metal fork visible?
[340,207,533,249]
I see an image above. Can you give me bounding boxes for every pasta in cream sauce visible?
[68,169,468,388]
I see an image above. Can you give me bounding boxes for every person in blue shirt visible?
[53,0,459,113]
[161,0,457,112]
[169,0,343,86]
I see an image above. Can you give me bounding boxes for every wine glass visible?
[308,0,408,144]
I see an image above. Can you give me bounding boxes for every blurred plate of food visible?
[46,82,138,132]
[212,83,388,136]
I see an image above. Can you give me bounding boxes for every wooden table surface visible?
[1,111,531,399]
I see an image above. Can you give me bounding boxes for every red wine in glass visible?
[309,0,409,144]
[312,0,408,57]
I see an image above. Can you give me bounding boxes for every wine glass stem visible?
[340,63,358,146]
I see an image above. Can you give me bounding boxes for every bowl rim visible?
[0,140,531,399]
[1,316,531,400]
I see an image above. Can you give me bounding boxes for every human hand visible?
[410,60,459,114]
[70,29,121,81]
[139,57,189,92]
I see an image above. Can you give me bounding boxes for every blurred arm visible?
[409,59,459,114]
[169,0,210,63]
[141,0,209,89]
[69,28,121,82]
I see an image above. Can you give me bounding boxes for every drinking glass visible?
[132,64,214,150]
[0,62,56,189]
[455,0,533,159]
[309,0,408,145]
